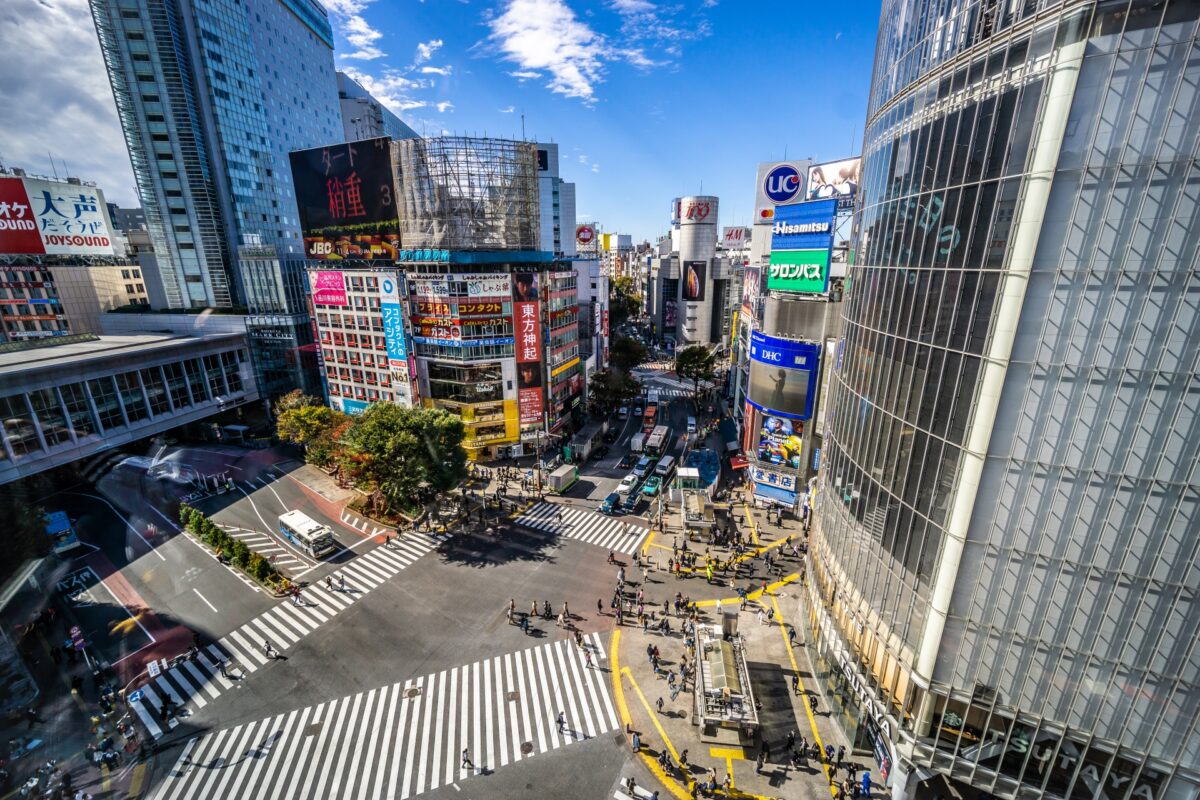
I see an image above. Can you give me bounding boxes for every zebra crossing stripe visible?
[514,503,648,555]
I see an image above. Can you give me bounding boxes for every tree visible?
[276,404,341,447]
[608,276,642,328]
[675,345,716,407]
[273,389,322,418]
[339,404,468,512]
[588,369,642,414]
[609,336,648,373]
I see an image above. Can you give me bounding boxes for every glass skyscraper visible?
[809,1,1200,799]
[89,0,344,394]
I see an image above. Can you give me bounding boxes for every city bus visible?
[645,425,670,456]
[278,510,336,558]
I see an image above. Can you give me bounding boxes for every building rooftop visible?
[0,332,243,378]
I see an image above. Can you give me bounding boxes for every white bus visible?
[278,510,336,558]
[646,425,670,456]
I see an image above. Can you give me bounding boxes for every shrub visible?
[231,539,251,568]
[178,504,193,528]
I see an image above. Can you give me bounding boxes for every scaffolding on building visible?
[392,137,540,252]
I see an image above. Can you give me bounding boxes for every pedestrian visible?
[326,576,333,592]
[809,694,819,713]
[723,772,732,795]
[789,627,797,646]
[25,706,39,729]
[264,640,276,659]
[584,649,593,669]
[521,614,530,634]
[756,751,765,772]
[679,749,688,768]
[461,748,474,770]
[631,732,641,752]
[862,771,872,798]
[786,730,796,752]
[556,711,566,733]
[597,598,604,616]
[837,745,846,768]
[792,674,800,695]
[657,696,664,714]
[218,660,229,679]
[338,575,346,592]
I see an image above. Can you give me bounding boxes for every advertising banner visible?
[747,331,821,420]
[741,265,761,314]
[515,271,543,424]
[767,249,831,295]
[289,137,400,260]
[754,160,812,223]
[462,273,511,298]
[410,277,450,299]
[770,198,837,251]
[663,299,677,329]
[807,157,861,210]
[722,226,750,249]
[379,272,407,367]
[575,225,595,247]
[311,271,348,305]
[682,260,706,301]
[513,271,539,302]
[0,177,114,256]
[757,417,804,470]
[459,301,505,316]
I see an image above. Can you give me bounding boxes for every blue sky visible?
[2,0,881,243]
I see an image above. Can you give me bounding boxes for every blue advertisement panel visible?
[770,198,837,252]
[747,331,821,420]
[379,272,407,367]
[341,398,369,415]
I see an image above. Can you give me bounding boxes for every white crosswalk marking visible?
[134,535,439,740]
[150,634,617,800]
[514,502,648,555]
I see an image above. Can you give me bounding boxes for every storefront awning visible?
[730,455,750,470]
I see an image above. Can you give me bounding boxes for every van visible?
[655,455,676,477]
[600,492,622,515]
[686,416,697,434]
[632,456,655,479]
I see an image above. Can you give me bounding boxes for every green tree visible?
[276,404,341,448]
[675,344,716,407]
[273,389,322,418]
[608,276,642,328]
[588,369,642,414]
[339,404,468,512]
[609,336,648,373]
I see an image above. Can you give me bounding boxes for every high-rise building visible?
[336,71,419,142]
[535,143,576,257]
[809,3,1200,800]
[89,0,344,396]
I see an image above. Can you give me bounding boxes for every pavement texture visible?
[606,501,883,800]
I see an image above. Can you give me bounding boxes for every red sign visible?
[602,310,609,338]
[416,301,452,316]
[459,301,504,316]
[515,300,543,424]
[0,178,44,255]
[2,313,56,321]
[684,201,712,221]
[575,225,595,245]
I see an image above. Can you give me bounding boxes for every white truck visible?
[630,432,646,453]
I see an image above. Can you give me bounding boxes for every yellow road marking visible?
[641,529,657,557]
[742,501,759,544]
[621,666,680,762]
[710,746,744,760]
[128,762,147,798]
[609,629,691,800]
[102,763,111,794]
[771,594,837,795]
[692,573,798,608]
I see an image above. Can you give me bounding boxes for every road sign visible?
[147,659,161,678]
[70,625,85,651]
[128,689,144,704]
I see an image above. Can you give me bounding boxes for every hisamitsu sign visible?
[770,198,836,251]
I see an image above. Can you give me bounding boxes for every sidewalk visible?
[608,502,877,800]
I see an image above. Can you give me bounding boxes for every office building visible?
[535,143,577,258]
[809,2,1200,799]
[337,71,419,142]
[0,332,259,484]
[89,0,344,396]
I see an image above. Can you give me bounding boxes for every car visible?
[590,445,610,460]
[633,400,645,416]
[641,475,662,496]
[600,492,622,515]
[617,474,639,495]
[632,456,655,478]
[602,429,619,444]
[618,453,637,469]
[618,406,630,419]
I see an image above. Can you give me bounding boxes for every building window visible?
[86,377,125,430]
[162,362,191,408]
[183,359,209,402]
[140,367,171,415]
[0,394,40,456]
[59,382,98,438]
[114,371,148,422]
[27,388,72,447]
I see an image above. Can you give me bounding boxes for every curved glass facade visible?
[813,1,1200,798]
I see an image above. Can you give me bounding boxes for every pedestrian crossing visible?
[217,525,312,574]
[147,633,618,800]
[514,503,648,556]
[128,535,440,740]
[640,360,675,372]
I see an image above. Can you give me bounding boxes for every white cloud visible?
[508,70,543,80]
[435,101,455,113]
[340,67,429,114]
[415,39,444,64]
[577,154,589,164]
[488,0,608,101]
[499,106,516,113]
[610,0,654,11]
[608,0,713,56]
[591,163,600,173]
[341,14,385,60]
[0,0,136,204]
[420,65,453,76]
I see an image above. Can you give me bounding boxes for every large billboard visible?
[753,161,812,224]
[682,260,706,301]
[767,250,831,295]
[770,198,837,251]
[0,177,114,256]
[722,226,750,249]
[311,270,348,305]
[379,272,407,367]
[514,273,543,425]
[747,331,821,420]
[807,157,861,210]
[289,137,399,260]
[757,416,804,470]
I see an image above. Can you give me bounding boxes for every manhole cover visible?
[506,691,520,702]
[304,723,322,736]
[520,741,534,755]
[405,687,422,699]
